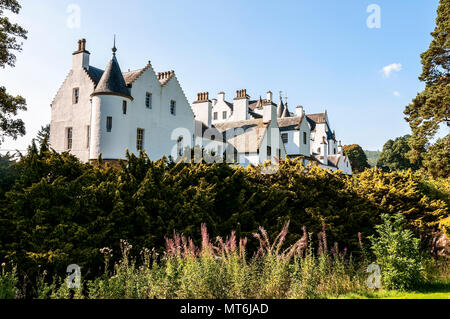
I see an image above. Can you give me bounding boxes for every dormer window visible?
[146,92,152,108]
[73,88,80,104]
[222,111,227,119]
[303,132,307,144]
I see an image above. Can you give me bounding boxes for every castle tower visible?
[89,41,134,161]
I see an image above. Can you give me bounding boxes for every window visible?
[278,148,281,159]
[146,92,152,108]
[170,100,176,115]
[222,111,227,119]
[177,136,184,156]
[334,148,336,154]
[86,125,90,148]
[136,128,144,151]
[73,88,79,104]
[281,133,288,144]
[213,112,218,120]
[67,127,73,150]
[122,100,127,114]
[267,146,272,157]
[106,116,112,132]
[303,132,307,144]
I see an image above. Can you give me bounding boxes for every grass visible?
[340,275,450,299]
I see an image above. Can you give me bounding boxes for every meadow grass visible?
[1,223,449,299]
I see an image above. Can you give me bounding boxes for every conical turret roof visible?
[92,47,132,100]
[281,102,291,118]
[277,97,285,118]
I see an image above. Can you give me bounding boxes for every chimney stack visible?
[232,89,249,121]
[338,140,343,154]
[296,105,304,117]
[192,92,212,127]
[266,91,273,102]
[263,100,277,124]
[72,38,90,70]
[196,92,209,102]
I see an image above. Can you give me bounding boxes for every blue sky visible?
[0,0,440,151]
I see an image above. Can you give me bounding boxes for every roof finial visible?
[112,34,117,55]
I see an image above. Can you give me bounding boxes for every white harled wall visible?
[50,67,94,163]
[90,66,195,161]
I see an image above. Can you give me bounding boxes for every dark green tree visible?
[422,135,450,178]
[342,144,370,173]
[404,0,449,164]
[0,0,28,145]
[377,135,420,172]
[34,124,50,146]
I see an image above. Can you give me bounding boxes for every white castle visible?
[49,39,352,175]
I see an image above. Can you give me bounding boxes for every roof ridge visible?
[122,61,152,85]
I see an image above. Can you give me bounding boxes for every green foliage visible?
[33,124,50,147]
[0,264,18,299]
[377,135,420,172]
[0,86,27,145]
[422,135,450,179]
[364,150,381,167]
[343,144,370,173]
[0,153,17,197]
[369,214,425,290]
[404,0,449,163]
[0,146,448,297]
[0,0,28,145]
[0,0,28,68]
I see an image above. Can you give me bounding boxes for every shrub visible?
[0,263,18,299]
[369,213,425,290]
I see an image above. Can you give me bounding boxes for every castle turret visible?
[90,41,134,160]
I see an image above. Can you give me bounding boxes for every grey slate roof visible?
[92,55,132,99]
[86,66,104,83]
[213,118,269,153]
[277,115,304,132]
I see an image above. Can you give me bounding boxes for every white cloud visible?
[382,63,402,77]
[393,91,400,97]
